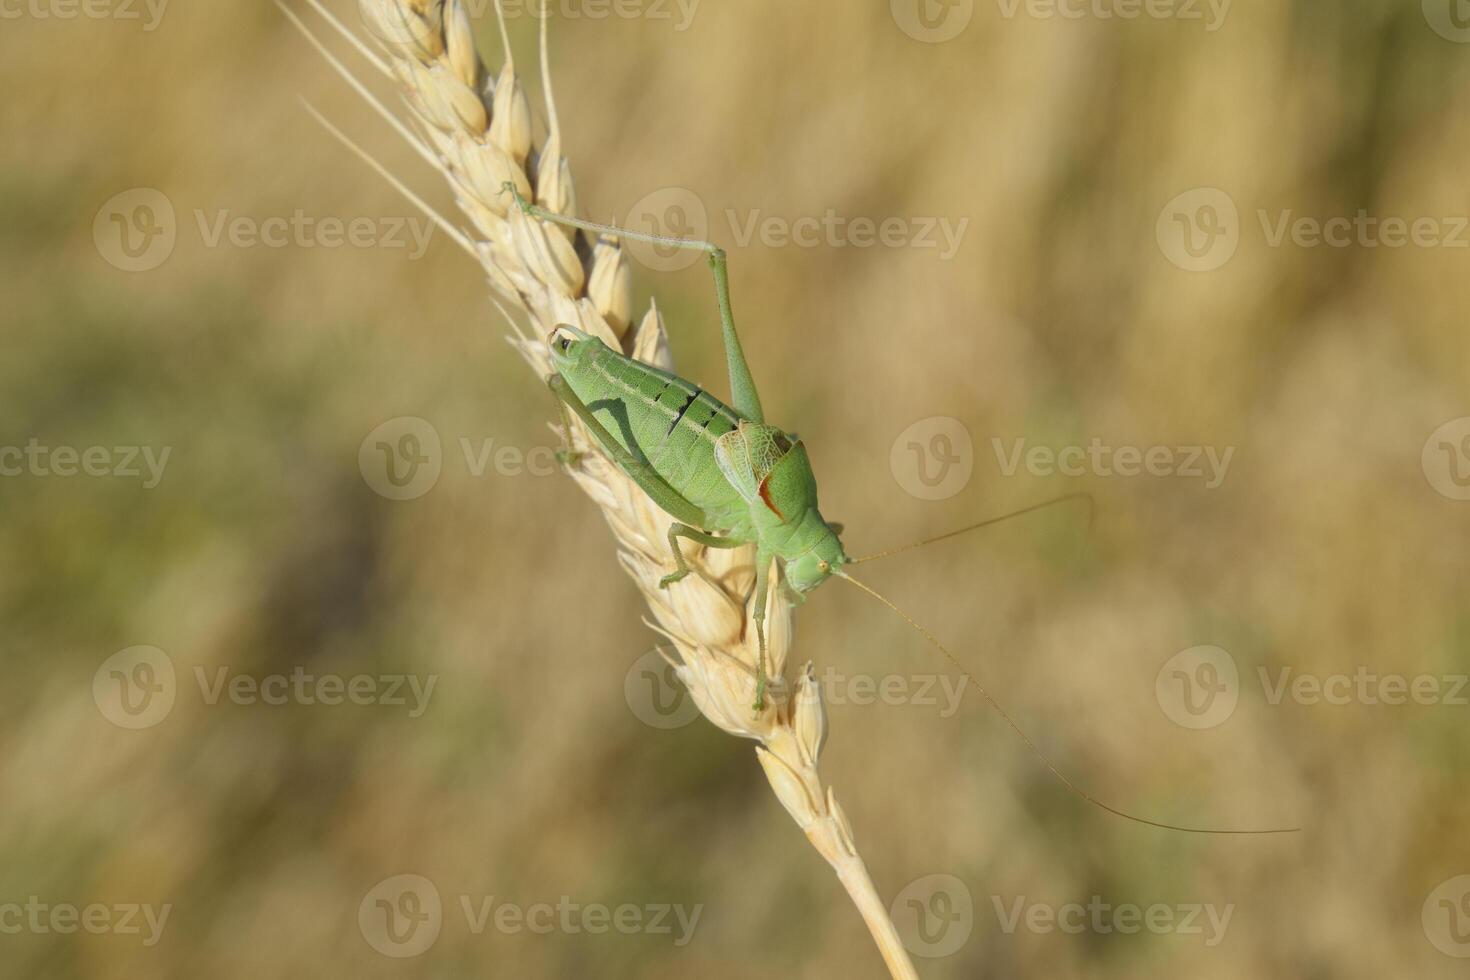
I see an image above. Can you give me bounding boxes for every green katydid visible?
[505,183,1297,837]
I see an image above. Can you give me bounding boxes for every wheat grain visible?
[288,2,922,976]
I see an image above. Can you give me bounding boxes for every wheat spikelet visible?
[286,2,921,975]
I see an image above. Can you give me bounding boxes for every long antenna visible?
[833,568,1300,836]
[848,492,1094,566]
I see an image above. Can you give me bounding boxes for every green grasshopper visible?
[505,183,1297,837]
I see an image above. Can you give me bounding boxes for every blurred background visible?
[2,1,1469,977]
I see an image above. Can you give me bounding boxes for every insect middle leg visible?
[661,523,743,589]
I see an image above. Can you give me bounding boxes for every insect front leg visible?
[551,396,585,467]
[660,523,743,589]
[750,549,773,713]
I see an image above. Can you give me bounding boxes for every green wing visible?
[714,423,794,510]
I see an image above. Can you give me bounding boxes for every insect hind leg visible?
[504,182,765,425]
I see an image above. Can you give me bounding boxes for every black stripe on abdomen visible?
[664,387,701,437]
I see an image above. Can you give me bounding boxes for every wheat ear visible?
[286,3,920,976]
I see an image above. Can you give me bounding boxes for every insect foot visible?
[501,180,532,216]
[658,569,691,589]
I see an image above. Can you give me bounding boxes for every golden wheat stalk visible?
[283,2,921,975]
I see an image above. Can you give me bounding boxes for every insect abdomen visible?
[561,344,744,521]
